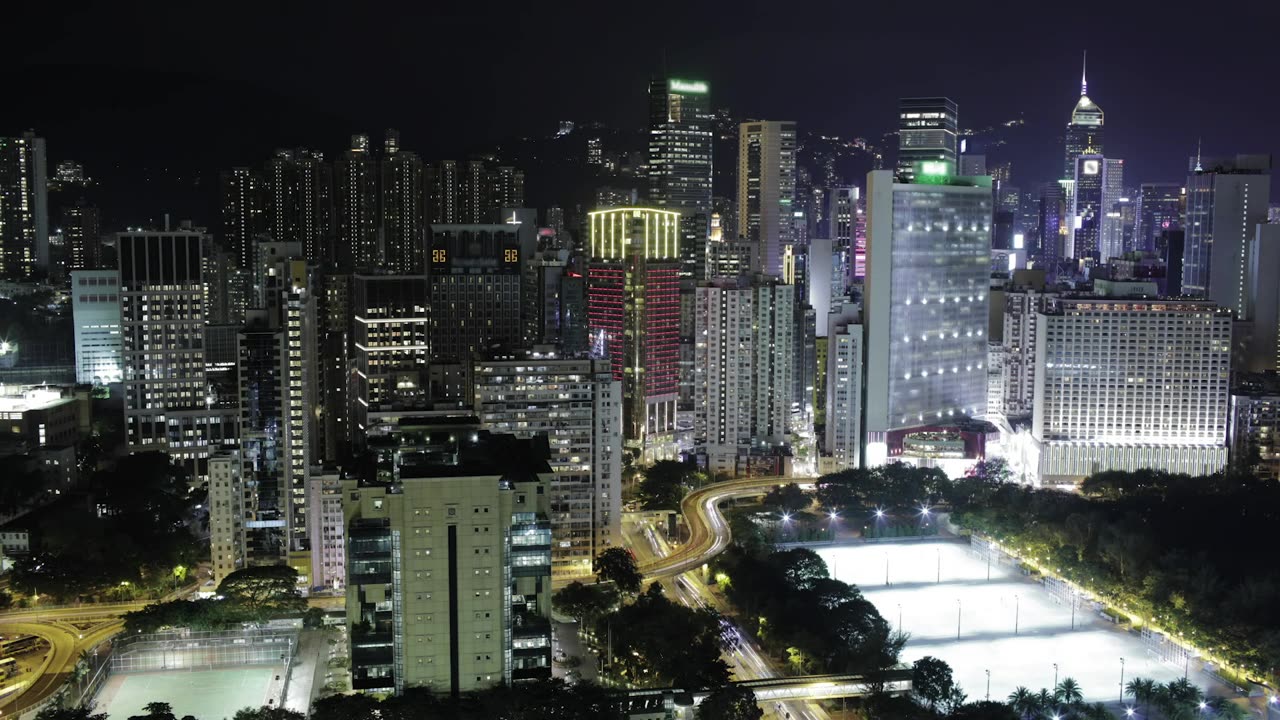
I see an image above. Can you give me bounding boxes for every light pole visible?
[884,552,890,586]
[986,552,991,581]
[956,599,962,640]
[1014,594,1020,635]
[1119,658,1125,704]
[985,669,991,701]
[936,548,941,583]
[1053,663,1058,689]
[1070,591,1076,630]
[897,603,902,634]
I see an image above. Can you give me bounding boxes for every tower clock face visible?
[1083,160,1099,176]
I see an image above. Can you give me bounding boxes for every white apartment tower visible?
[825,302,863,470]
[472,355,622,583]
[208,451,246,584]
[693,275,794,474]
[1033,297,1232,483]
[71,270,122,385]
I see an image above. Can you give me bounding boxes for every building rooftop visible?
[0,387,73,413]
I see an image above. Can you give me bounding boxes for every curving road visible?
[637,476,798,579]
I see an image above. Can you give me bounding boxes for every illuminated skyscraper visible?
[1063,55,1104,180]
[350,274,430,444]
[587,208,681,461]
[61,200,101,271]
[896,98,958,183]
[0,132,48,280]
[1182,154,1270,316]
[428,225,523,362]
[649,77,713,280]
[737,121,797,276]
[863,169,992,466]
[220,167,265,272]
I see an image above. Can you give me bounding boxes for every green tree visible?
[217,566,306,613]
[638,460,697,510]
[912,656,959,711]
[594,548,642,593]
[596,583,729,688]
[128,702,177,720]
[553,581,618,623]
[948,701,1020,720]
[762,483,809,514]
[769,548,829,592]
[35,709,109,720]
[697,686,764,720]
[1126,677,1156,716]
[232,708,306,720]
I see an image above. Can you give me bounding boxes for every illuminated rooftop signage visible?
[669,79,708,94]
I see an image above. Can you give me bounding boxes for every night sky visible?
[8,1,1280,225]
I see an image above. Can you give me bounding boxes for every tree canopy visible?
[217,566,306,613]
[637,460,699,510]
[697,686,764,720]
[552,580,618,623]
[593,548,642,593]
[595,583,729,688]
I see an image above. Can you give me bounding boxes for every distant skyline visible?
[9,1,1280,223]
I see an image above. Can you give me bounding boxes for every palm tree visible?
[1126,677,1156,716]
[1055,677,1084,707]
[1034,688,1055,718]
[1008,686,1037,719]
[1079,702,1113,720]
[1207,696,1248,720]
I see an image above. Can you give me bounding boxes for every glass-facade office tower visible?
[1070,155,1123,262]
[351,274,430,444]
[863,169,992,465]
[587,208,681,462]
[1033,298,1231,483]
[120,231,236,478]
[427,225,523,363]
[1181,154,1271,316]
[1063,60,1104,180]
[737,121,797,277]
[648,77,713,280]
[1133,183,1184,255]
[896,97,958,183]
[0,132,48,280]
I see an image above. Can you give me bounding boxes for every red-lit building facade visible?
[587,208,681,462]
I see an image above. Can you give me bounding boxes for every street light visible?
[884,552,890,586]
[897,603,902,633]
[1124,709,1135,718]
[1119,658,1125,704]
[936,548,941,583]
[956,599,961,640]
[1053,663,1058,688]
[1014,594,1020,635]
[985,669,990,701]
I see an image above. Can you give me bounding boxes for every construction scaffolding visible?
[110,628,299,674]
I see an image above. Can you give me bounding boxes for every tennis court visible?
[94,666,282,720]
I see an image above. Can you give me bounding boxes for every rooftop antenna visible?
[1080,50,1088,96]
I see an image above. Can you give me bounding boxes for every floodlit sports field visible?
[95,666,281,720]
[817,541,1205,703]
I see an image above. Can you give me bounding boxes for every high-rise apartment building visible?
[648,77,713,280]
[61,200,101,271]
[863,169,992,465]
[71,270,122,385]
[693,275,795,474]
[0,132,48,279]
[1000,272,1056,419]
[825,302,863,471]
[119,231,236,477]
[306,469,346,592]
[1033,298,1231,483]
[381,130,427,274]
[427,225,522,363]
[335,135,380,271]
[427,160,523,225]
[345,429,553,695]
[265,148,334,265]
[587,208,681,461]
[1181,154,1271,316]
[896,98,958,183]
[1133,183,1183,255]
[208,451,245,584]
[1229,373,1280,480]
[220,167,265,272]
[473,355,622,582]
[737,121,797,276]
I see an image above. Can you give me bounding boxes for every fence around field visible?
[110,628,299,674]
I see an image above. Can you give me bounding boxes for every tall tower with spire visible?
[1064,52,1104,179]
